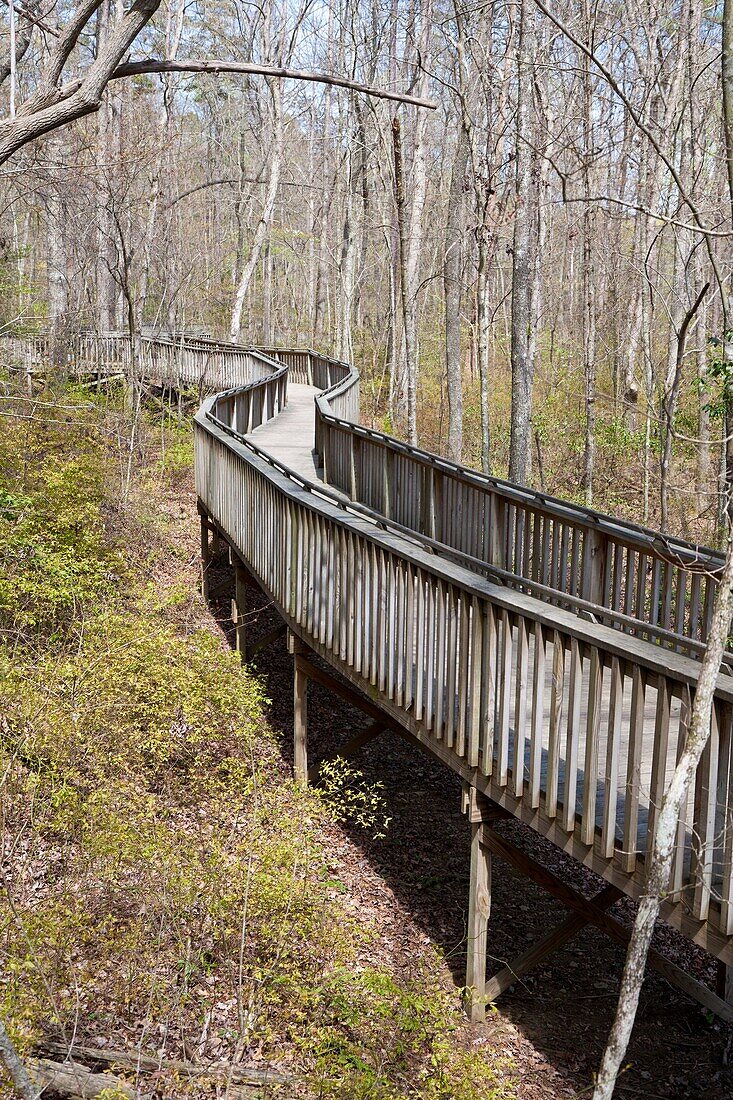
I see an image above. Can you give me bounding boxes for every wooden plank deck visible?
[246,383,322,480]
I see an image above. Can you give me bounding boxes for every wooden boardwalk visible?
[13,332,732,1021]
[247,381,695,858]
[192,342,733,1022]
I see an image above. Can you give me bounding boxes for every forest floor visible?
[161,463,733,1100]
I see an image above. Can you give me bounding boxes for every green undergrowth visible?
[0,378,514,1099]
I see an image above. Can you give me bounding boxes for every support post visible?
[232,562,248,660]
[465,787,492,1022]
[289,634,308,784]
[582,528,607,605]
[200,514,211,600]
[716,961,733,1008]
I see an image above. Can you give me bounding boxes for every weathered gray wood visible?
[291,641,309,785]
[466,809,492,1023]
[30,1058,135,1098]
[183,339,733,998]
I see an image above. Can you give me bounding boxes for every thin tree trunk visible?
[444,126,469,461]
[230,83,283,344]
[508,0,535,483]
[392,115,417,443]
[0,1015,38,1100]
[592,523,733,1099]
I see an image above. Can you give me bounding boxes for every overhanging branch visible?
[111,59,438,110]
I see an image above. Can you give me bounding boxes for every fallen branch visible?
[30,1057,134,1098]
[37,1041,292,1090]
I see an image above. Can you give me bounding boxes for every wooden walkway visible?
[12,332,732,1022]
[191,342,733,1023]
[246,383,321,481]
[248,382,692,858]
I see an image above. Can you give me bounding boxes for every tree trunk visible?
[230,83,283,344]
[593,524,733,1099]
[508,0,535,483]
[444,126,469,461]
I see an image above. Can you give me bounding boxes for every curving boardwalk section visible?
[12,331,731,1019]
[190,343,733,1021]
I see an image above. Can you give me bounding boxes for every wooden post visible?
[200,514,211,600]
[582,527,607,605]
[232,562,248,660]
[489,494,506,570]
[716,961,733,1007]
[289,633,308,784]
[466,817,491,1022]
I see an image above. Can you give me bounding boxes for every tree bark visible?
[508,0,535,484]
[230,82,283,344]
[0,1014,38,1100]
[444,126,469,461]
[593,524,733,1099]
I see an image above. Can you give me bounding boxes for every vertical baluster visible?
[445,588,459,748]
[624,549,636,625]
[528,621,546,808]
[425,575,437,730]
[568,528,582,598]
[645,674,671,857]
[404,563,415,712]
[435,579,447,738]
[674,569,687,643]
[497,610,513,786]
[611,543,623,615]
[649,558,662,629]
[559,525,570,598]
[689,572,702,641]
[581,647,603,845]
[601,657,624,857]
[621,665,646,874]
[468,596,483,768]
[562,637,583,833]
[394,560,405,705]
[415,569,426,723]
[513,617,529,797]
[540,516,551,588]
[635,553,648,622]
[480,603,498,776]
[457,597,472,758]
[377,551,389,693]
[546,631,565,818]
[491,494,507,570]
[531,512,543,583]
[549,519,561,592]
[702,574,715,642]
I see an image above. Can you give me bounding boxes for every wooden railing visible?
[195,356,733,961]
[248,347,726,661]
[4,331,271,391]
